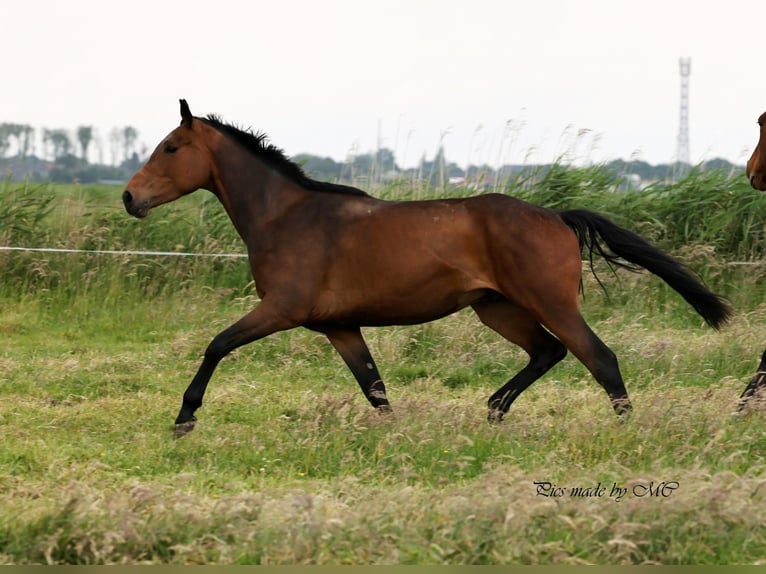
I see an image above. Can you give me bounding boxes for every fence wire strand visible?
[0,246,248,258]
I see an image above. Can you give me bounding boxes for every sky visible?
[2,0,765,169]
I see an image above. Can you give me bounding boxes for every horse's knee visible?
[204,336,230,364]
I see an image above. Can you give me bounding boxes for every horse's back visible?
[332,191,581,285]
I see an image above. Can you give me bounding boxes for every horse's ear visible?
[180,99,193,127]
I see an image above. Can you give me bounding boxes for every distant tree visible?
[122,126,138,161]
[0,124,10,158]
[0,123,27,157]
[605,159,655,181]
[17,125,34,158]
[109,127,122,166]
[76,125,93,165]
[121,151,141,173]
[426,145,447,190]
[294,154,342,182]
[444,161,464,178]
[43,129,73,161]
[342,147,400,184]
[374,148,397,177]
[702,158,740,173]
[350,152,373,176]
[93,132,104,165]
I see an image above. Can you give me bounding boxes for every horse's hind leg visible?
[542,309,632,417]
[321,326,392,411]
[471,300,567,422]
[739,349,766,410]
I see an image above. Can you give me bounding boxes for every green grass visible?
[2,281,766,564]
[1,172,766,564]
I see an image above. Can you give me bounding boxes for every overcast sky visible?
[3,0,765,169]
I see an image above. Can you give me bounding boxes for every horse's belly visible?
[310,285,496,327]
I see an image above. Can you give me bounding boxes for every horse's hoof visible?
[487,408,504,423]
[174,417,197,438]
[376,404,393,415]
[736,395,765,415]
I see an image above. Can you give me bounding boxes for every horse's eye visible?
[165,143,179,154]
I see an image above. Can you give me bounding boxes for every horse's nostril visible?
[123,190,133,205]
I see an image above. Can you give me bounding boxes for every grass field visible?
[1,175,765,564]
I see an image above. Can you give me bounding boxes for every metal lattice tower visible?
[676,58,691,164]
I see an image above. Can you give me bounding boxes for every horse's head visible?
[123,100,216,218]
[746,111,766,191]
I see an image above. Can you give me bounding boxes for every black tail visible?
[559,209,732,330]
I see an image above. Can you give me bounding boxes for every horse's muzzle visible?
[122,189,149,218]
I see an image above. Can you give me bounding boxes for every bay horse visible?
[746,111,766,192]
[740,110,766,407]
[123,100,731,436]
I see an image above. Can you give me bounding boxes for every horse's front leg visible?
[319,326,392,412]
[174,302,297,437]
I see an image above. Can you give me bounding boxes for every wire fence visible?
[1,245,762,266]
[0,246,248,259]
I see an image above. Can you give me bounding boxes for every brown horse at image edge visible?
[123,100,732,436]
[740,110,766,407]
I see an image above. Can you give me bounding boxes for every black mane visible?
[201,115,368,197]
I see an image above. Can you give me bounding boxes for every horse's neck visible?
[209,147,308,243]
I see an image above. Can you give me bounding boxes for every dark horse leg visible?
[472,299,567,422]
[739,349,766,410]
[543,308,632,417]
[476,297,631,420]
[320,326,392,411]
[175,303,296,436]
